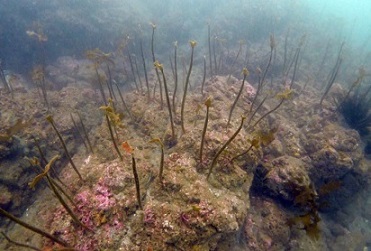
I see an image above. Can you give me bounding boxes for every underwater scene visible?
[0,0,371,250]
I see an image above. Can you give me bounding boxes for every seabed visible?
[0,37,371,251]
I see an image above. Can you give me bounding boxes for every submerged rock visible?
[251,155,312,204]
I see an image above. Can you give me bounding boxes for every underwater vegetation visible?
[1,6,371,250]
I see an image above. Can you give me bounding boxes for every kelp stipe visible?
[250,88,293,129]
[100,100,123,160]
[199,97,212,163]
[207,116,246,179]
[150,22,163,109]
[0,208,69,247]
[122,141,142,210]
[154,61,176,141]
[180,40,197,133]
[46,115,83,180]
[29,155,91,231]
[149,138,165,184]
[227,68,249,127]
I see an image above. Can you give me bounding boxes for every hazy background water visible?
[0,0,369,77]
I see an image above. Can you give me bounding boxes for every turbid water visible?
[0,1,370,250]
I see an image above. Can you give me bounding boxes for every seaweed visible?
[154,61,176,141]
[249,35,275,115]
[122,141,143,210]
[207,115,246,179]
[100,99,124,160]
[249,88,293,129]
[149,138,164,184]
[230,136,259,162]
[341,66,367,104]
[231,127,277,161]
[172,41,179,111]
[149,22,163,109]
[0,119,29,143]
[1,231,41,251]
[288,184,321,240]
[46,115,83,180]
[226,40,245,84]
[127,49,139,92]
[75,112,94,154]
[28,155,90,231]
[70,113,88,152]
[113,81,133,119]
[227,67,249,127]
[201,55,207,96]
[0,208,69,247]
[31,65,49,110]
[0,60,12,94]
[133,54,144,92]
[140,38,150,102]
[319,42,345,105]
[207,22,213,77]
[181,40,197,133]
[85,48,115,105]
[199,97,212,163]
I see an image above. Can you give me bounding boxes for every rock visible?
[310,146,354,181]
[0,185,12,210]
[251,155,311,204]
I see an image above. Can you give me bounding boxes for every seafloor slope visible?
[0,55,370,251]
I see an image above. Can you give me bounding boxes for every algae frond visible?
[180,40,197,133]
[100,99,123,160]
[122,141,143,210]
[46,115,83,180]
[207,115,246,179]
[149,138,165,184]
[0,207,69,247]
[199,97,212,163]
[154,60,176,140]
[227,67,249,127]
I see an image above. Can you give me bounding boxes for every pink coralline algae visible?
[73,181,117,229]
[245,82,256,97]
[95,183,115,210]
[144,206,156,225]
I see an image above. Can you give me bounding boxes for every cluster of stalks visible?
[249,88,294,130]
[172,41,179,111]
[199,97,212,163]
[227,68,249,127]
[249,34,275,114]
[149,138,165,184]
[0,60,12,93]
[154,61,176,141]
[100,99,124,160]
[140,38,150,101]
[28,155,90,231]
[0,155,92,249]
[85,48,116,105]
[150,23,164,108]
[207,116,246,179]
[46,115,83,180]
[70,112,94,154]
[180,40,197,133]
[32,66,49,110]
[0,207,69,248]
[319,42,345,105]
[0,23,316,251]
[226,40,245,84]
[122,142,142,210]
